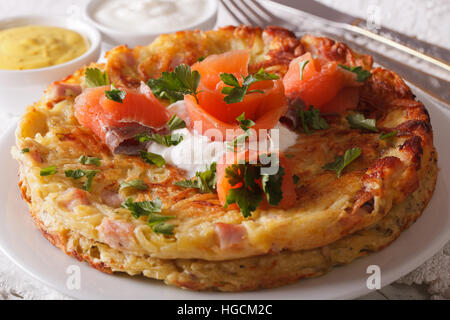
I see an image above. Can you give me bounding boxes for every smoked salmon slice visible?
[74,85,170,153]
[186,50,288,140]
[283,52,362,112]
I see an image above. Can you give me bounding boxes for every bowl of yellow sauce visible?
[0,15,101,115]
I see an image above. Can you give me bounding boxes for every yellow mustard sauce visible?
[0,25,88,70]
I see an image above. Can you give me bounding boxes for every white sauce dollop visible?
[92,0,213,33]
[147,123,298,178]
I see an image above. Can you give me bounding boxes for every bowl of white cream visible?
[85,0,218,47]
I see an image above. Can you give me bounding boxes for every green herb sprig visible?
[121,197,174,235]
[323,147,362,177]
[346,113,378,132]
[105,84,126,103]
[298,105,329,134]
[147,64,201,103]
[220,68,279,104]
[174,162,217,193]
[338,65,371,82]
[84,68,110,88]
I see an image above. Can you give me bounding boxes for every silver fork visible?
[221,0,298,30]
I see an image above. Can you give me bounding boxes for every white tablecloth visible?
[0,0,448,300]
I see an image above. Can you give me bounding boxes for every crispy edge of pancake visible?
[17,147,437,292]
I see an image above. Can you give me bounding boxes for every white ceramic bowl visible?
[84,0,218,47]
[0,15,101,115]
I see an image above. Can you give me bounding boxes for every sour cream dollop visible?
[147,123,298,178]
[92,0,213,33]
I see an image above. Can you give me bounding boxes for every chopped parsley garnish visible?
[323,147,362,178]
[64,169,98,192]
[347,113,378,132]
[174,162,217,193]
[224,164,263,218]
[105,84,126,103]
[236,112,255,131]
[227,112,255,151]
[40,166,57,176]
[338,65,371,82]
[139,150,166,167]
[84,68,110,87]
[292,174,300,185]
[167,114,186,131]
[220,68,279,104]
[261,166,285,206]
[152,222,174,235]
[379,130,398,140]
[298,105,329,134]
[147,64,201,103]
[21,148,30,153]
[121,197,174,235]
[298,60,310,80]
[135,116,186,147]
[197,56,205,62]
[150,133,184,146]
[224,157,286,217]
[119,179,148,191]
[78,155,101,167]
[135,132,183,147]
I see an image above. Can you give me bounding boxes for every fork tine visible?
[247,0,279,24]
[221,0,246,25]
[248,0,299,31]
[225,0,262,27]
[239,0,270,27]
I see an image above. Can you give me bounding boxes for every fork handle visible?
[348,22,450,72]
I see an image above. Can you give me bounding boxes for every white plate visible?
[0,91,449,300]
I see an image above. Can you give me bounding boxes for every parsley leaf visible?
[119,179,148,191]
[121,197,175,235]
[226,187,263,218]
[147,64,201,103]
[105,84,126,103]
[64,169,86,179]
[40,166,57,176]
[139,150,166,167]
[85,68,109,88]
[236,112,255,131]
[261,166,285,206]
[323,147,362,177]
[292,174,299,185]
[150,133,184,147]
[64,169,98,192]
[83,170,98,192]
[78,155,101,167]
[21,148,30,153]
[174,162,217,193]
[227,113,255,151]
[379,130,398,140]
[298,60,310,80]
[167,114,186,131]
[152,222,174,235]
[223,164,264,218]
[220,68,279,104]
[338,65,371,82]
[122,197,162,218]
[347,113,378,132]
[135,132,183,147]
[223,155,288,217]
[298,105,329,134]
